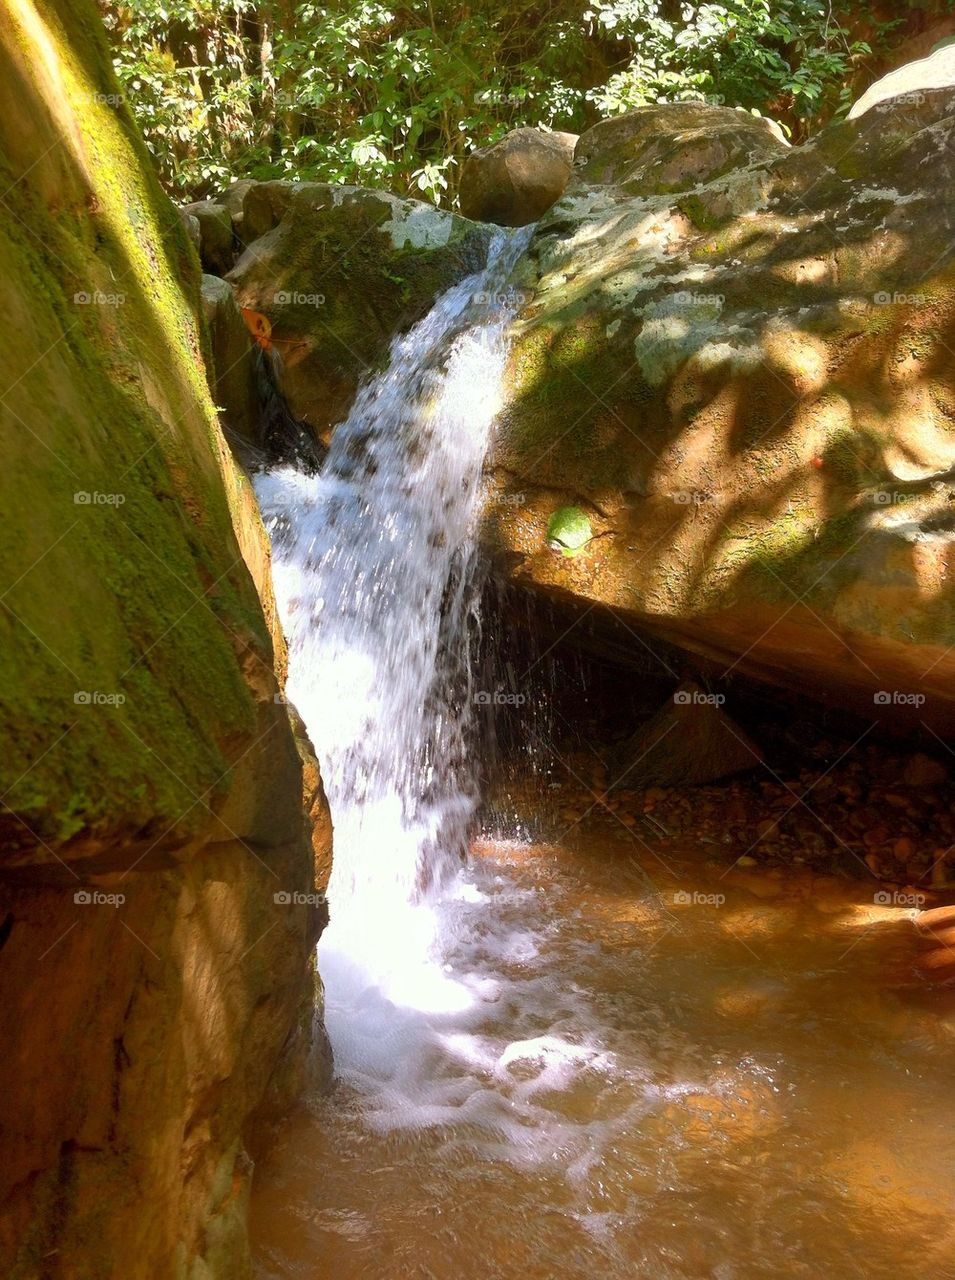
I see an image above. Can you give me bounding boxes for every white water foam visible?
[256,230,594,1114]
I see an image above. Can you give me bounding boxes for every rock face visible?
[572,104,787,193]
[459,127,578,225]
[182,199,235,275]
[484,100,955,731]
[849,41,955,119]
[228,183,493,439]
[0,2,328,1276]
[201,273,260,449]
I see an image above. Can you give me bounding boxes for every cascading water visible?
[250,230,955,1280]
[255,228,538,1107]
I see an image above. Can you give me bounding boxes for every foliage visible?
[101,1,879,205]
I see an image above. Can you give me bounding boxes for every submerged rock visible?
[485,96,955,730]
[459,126,578,226]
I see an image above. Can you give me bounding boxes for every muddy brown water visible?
[251,827,955,1280]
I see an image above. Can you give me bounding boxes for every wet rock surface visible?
[227,183,493,440]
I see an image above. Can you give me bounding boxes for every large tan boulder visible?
[459,126,578,225]
[484,101,955,731]
[0,2,329,1275]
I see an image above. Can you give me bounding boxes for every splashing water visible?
[255,229,534,1100]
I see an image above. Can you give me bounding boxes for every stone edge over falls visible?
[0,2,329,1277]
[483,101,955,731]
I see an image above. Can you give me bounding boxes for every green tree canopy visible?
[102,1,888,204]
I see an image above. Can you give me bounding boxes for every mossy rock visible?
[546,506,593,556]
[228,184,494,436]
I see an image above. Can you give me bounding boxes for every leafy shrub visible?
[101,1,879,204]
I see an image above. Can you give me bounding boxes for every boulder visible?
[572,103,787,194]
[459,126,578,225]
[181,198,235,275]
[228,183,493,439]
[181,208,201,254]
[849,41,955,119]
[0,3,329,1275]
[483,99,955,731]
[220,178,296,247]
[201,273,260,448]
[612,682,763,788]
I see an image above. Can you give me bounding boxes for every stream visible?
[252,233,955,1280]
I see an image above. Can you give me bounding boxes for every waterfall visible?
[255,228,532,1096]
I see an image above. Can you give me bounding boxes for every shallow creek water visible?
[251,826,955,1280]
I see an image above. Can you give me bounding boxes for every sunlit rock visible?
[459,126,578,226]
[486,99,955,730]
